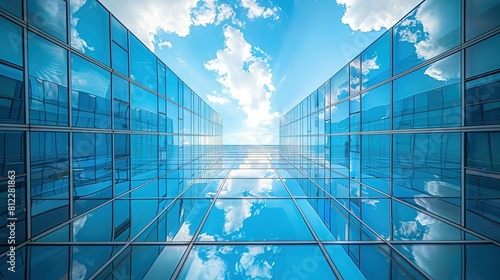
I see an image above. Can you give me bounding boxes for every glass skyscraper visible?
[1,0,499,279]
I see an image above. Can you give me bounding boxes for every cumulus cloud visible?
[236,246,274,279]
[205,26,279,127]
[336,0,421,32]
[158,40,173,50]
[241,0,280,20]
[207,91,230,105]
[100,0,239,51]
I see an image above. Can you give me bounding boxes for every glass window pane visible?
[113,74,129,130]
[331,66,349,103]
[350,56,360,95]
[0,131,25,175]
[70,0,110,66]
[158,62,166,96]
[131,85,157,131]
[330,100,349,134]
[393,53,461,129]
[361,82,390,131]
[0,16,23,66]
[131,135,158,186]
[166,67,178,102]
[112,42,129,76]
[393,0,460,75]
[362,134,390,194]
[467,132,500,172]
[114,134,130,196]
[73,133,112,214]
[167,100,178,133]
[362,31,390,89]
[28,32,68,126]
[393,133,461,223]
[466,33,500,78]
[130,34,157,92]
[71,54,111,129]
[466,0,500,40]
[28,0,67,42]
[111,16,127,49]
[465,72,500,126]
[0,63,24,123]
[0,1,22,18]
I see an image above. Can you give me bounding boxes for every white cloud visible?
[100,0,239,51]
[205,26,279,127]
[236,246,273,279]
[207,92,230,105]
[241,0,280,20]
[158,40,173,50]
[336,0,421,32]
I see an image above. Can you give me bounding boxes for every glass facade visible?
[1,1,222,279]
[1,0,500,279]
[280,0,500,278]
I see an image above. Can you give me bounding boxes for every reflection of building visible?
[280,0,500,279]
[0,0,222,278]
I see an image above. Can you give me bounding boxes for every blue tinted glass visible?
[0,132,25,175]
[158,62,166,96]
[466,173,500,242]
[0,63,24,123]
[166,67,178,102]
[199,199,313,241]
[73,133,112,213]
[362,134,390,194]
[72,205,112,241]
[70,0,110,66]
[393,53,461,129]
[393,0,460,74]
[28,0,67,42]
[111,16,127,49]
[361,82,390,131]
[113,75,130,130]
[465,72,500,126]
[393,133,461,223]
[131,85,158,131]
[467,132,500,172]
[349,96,360,132]
[350,56,360,95]
[180,245,338,279]
[130,34,157,92]
[28,32,68,126]
[30,132,68,201]
[0,16,23,66]
[114,134,130,196]
[131,134,158,186]
[167,100,178,133]
[71,54,111,129]
[466,0,500,40]
[331,66,349,102]
[112,42,129,76]
[362,32,390,89]
[466,33,500,78]
[0,1,21,18]
[330,100,349,133]
[30,246,69,279]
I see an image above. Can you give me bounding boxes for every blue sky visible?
[99,0,422,144]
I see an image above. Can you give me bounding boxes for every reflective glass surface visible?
[112,42,129,76]
[349,55,361,95]
[28,0,67,42]
[0,63,24,123]
[111,16,127,49]
[113,74,130,129]
[466,33,500,78]
[393,0,460,75]
[362,31,390,89]
[71,54,111,128]
[0,0,22,18]
[393,53,461,129]
[466,0,500,40]
[28,32,68,126]
[361,82,390,131]
[131,85,157,131]
[0,16,23,66]
[70,0,110,66]
[465,72,500,126]
[130,34,157,92]
[179,245,338,280]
